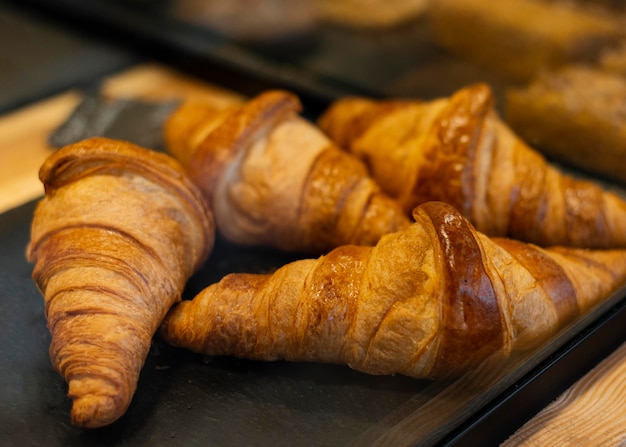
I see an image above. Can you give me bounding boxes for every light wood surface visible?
[502,342,626,446]
[0,63,243,214]
[1,63,625,446]
[0,91,81,213]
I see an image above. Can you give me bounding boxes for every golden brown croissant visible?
[317,83,626,249]
[160,201,626,380]
[164,89,410,254]
[26,137,215,428]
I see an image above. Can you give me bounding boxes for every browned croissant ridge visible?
[160,201,626,380]
[317,83,626,249]
[164,89,410,254]
[26,137,215,428]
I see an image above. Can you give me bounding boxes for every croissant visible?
[163,89,410,254]
[317,83,626,249]
[26,137,215,428]
[160,201,626,380]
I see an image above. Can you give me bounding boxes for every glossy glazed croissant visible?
[164,89,410,254]
[26,137,215,428]
[160,201,626,380]
[317,83,626,249]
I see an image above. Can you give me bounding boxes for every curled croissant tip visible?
[70,395,123,429]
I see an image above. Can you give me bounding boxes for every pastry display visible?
[430,0,622,83]
[505,65,626,185]
[164,89,411,254]
[26,137,215,428]
[21,51,626,432]
[9,0,626,439]
[24,83,626,429]
[317,82,626,249]
[161,201,626,379]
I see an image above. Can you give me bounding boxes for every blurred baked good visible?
[598,40,626,75]
[317,0,430,29]
[542,0,626,13]
[171,0,318,43]
[505,65,626,184]
[430,0,623,83]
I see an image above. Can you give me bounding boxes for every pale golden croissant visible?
[317,83,626,249]
[160,201,626,380]
[164,89,410,254]
[26,137,215,428]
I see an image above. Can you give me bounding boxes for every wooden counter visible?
[502,341,626,446]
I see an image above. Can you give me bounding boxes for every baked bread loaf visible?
[161,201,626,380]
[317,0,429,28]
[26,137,215,428]
[505,65,626,185]
[542,0,626,13]
[317,82,626,249]
[599,40,626,75]
[430,0,622,83]
[164,89,410,254]
[172,0,318,42]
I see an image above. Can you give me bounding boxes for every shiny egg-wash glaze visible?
[161,201,626,380]
[318,83,626,249]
